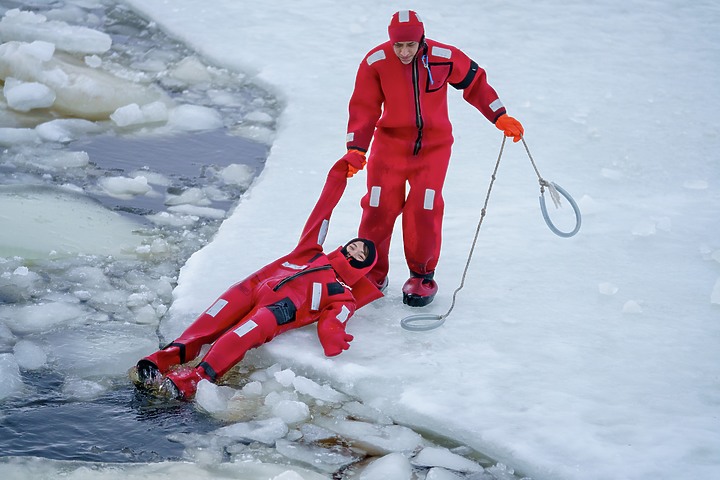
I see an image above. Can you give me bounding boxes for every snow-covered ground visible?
[1,1,719,479]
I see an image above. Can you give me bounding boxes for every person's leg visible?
[358,140,407,288]
[401,143,452,306]
[163,305,284,399]
[136,276,260,384]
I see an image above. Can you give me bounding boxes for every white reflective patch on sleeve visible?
[206,299,228,317]
[367,50,386,65]
[490,99,504,112]
[317,219,329,245]
[424,189,435,210]
[311,282,322,311]
[337,305,351,324]
[346,132,354,142]
[369,186,381,207]
[431,46,452,59]
[233,320,258,337]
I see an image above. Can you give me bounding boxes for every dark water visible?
[0,371,220,463]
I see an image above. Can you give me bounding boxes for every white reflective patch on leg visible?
[369,186,381,207]
[490,99,505,112]
[337,305,351,324]
[346,132,354,142]
[317,219,329,245]
[233,320,258,337]
[424,189,435,210]
[206,299,228,317]
[311,282,322,311]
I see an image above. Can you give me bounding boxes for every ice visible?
[341,401,393,425]
[49,323,157,378]
[1,302,89,335]
[275,438,360,474]
[358,452,414,480]
[12,339,47,370]
[622,300,643,314]
[292,376,348,403]
[35,119,103,143]
[110,101,169,127]
[411,446,483,474]
[14,150,90,171]
[0,39,168,120]
[98,175,153,199]
[0,9,113,54]
[3,77,56,111]
[272,400,310,425]
[61,377,107,401]
[220,163,256,188]
[0,353,23,399]
[215,417,289,445]
[165,187,210,206]
[195,379,237,414]
[167,104,223,132]
[274,368,297,387]
[0,457,328,480]
[0,185,143,258]
[168,56,212,84]
[168,204,226,219]
[598,282,619,296]
[426,467,464,480]
[0,127,39,145]
[313,417,423,456]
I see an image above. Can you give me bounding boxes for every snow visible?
[0,1,717,479]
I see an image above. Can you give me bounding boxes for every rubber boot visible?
[161,364,212,400]
[135,343,185,388]
[402,271,438,307]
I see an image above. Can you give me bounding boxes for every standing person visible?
[133,156,380,400]
[342,10,524,307]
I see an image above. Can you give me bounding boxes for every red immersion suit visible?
[138,160,381,395]
[347,38,508,283]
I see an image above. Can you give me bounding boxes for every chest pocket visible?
[426,62,453,93]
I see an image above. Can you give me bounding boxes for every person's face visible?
[393,41,419,64]
[345,240,368,263]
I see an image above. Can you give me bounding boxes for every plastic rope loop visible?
[539,182,582,238]
[400,313,446,331]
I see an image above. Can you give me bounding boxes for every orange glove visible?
[342,149,367,178]
[495,114,524,143]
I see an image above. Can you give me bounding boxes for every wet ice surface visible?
[0,2,527,479]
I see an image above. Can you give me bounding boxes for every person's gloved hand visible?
[342,149,367,178]
[495,114,524,143]
[317,317,354,356]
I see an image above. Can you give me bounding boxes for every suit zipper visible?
[412,55,423,156]
[272,265,332,292]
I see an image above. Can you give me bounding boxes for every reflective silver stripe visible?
[490,99,504,112]
[317,219,329,245]
[346,132,354,142]
[311,282,322,311]
[234,320,257,337]
[206,299,228,317]
[431,46,451,59]
[369,186,381,207]
[282,261,307,270]
[399,10,410,22]
[337,305,351,324]
[424,189,435,210]
[367,50,386,65]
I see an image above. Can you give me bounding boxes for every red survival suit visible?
[137,159,382,398]
[347,32,508,286]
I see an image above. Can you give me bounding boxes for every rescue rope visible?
[400,135,582,331]
[401,136,507,331]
